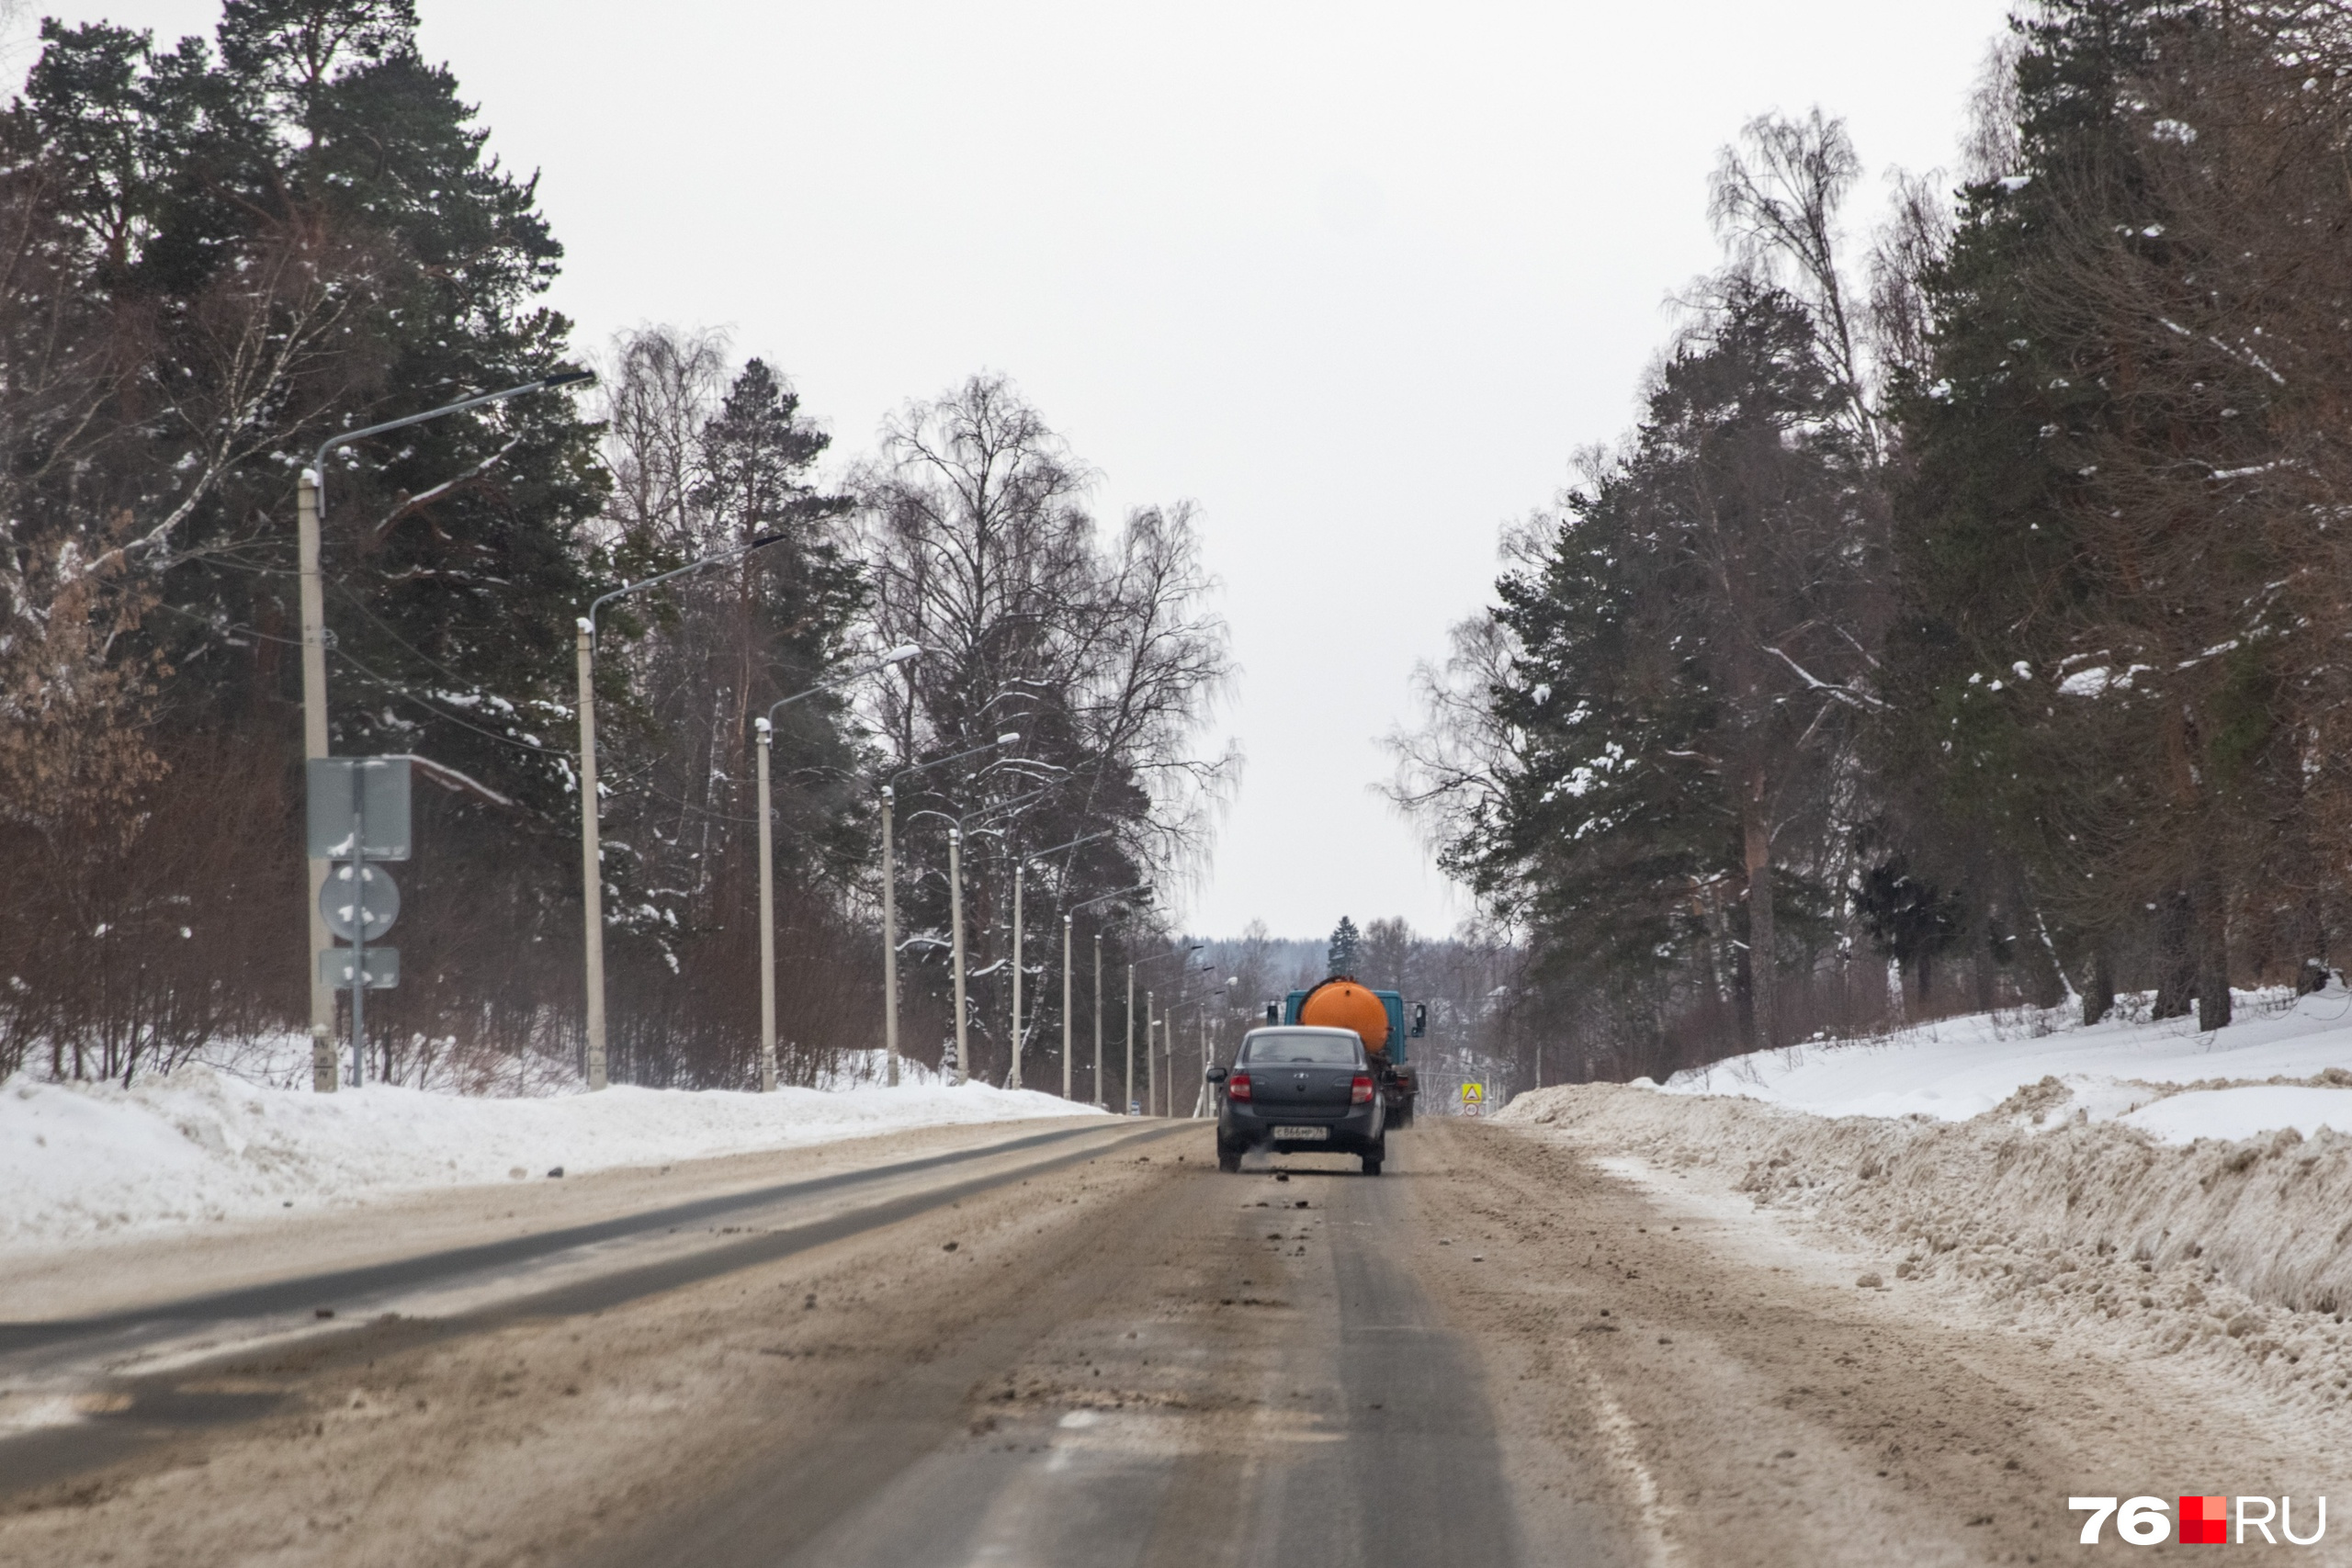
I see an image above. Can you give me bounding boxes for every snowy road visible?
[0,1120,2336,1566]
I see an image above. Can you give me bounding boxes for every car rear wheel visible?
[1217,1146,1242,1173]
[1362,1154,1384,1176]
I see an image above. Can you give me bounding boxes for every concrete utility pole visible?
[932,784,1055,1089]
[947,826,967,1086]
[1196,1003,1208,1118]
[1012,841,1113,1101]
[298,369,592,1092]
[1008,861,1024,1090]
[573,617,607,1090]
[880,787,899,1085]
[879,733,1016,1089]
[1125,943,1203,1117]
[1125,964,1136,1114]
[578,534,786,1091]
[1060,883,1141,1102]
[753,721,778,1093]
[297,474,334,1091]
[753,649,920,1096]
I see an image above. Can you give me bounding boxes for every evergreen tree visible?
[1327,917,1362,979]
[5,0,605,1075]
[1450,282,1870,1052]
[1879,0,2303,1024]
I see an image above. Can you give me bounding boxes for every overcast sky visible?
[12,1,2016,940]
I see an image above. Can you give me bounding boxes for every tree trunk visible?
[1908,951,1932,1017]
[1742,785,1777,1052]
[2083,944,2115,1026]
[2152,886,2195,1020]
[2015,889,2066,1010]
[2194,871,2231,1032]
[1734,942,1756,1046]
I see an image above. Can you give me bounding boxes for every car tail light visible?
[1228,1071,1252,1101]
[1351,1075,1374,1104]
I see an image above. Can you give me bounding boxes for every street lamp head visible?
[882,644,922,666]
[995,732,1021,746]
[537,368,596,391]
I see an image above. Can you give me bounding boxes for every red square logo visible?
[2180,1495,2229,1544]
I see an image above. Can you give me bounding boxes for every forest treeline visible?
[0,0,1231,1089]
[1395,0,2352,1084]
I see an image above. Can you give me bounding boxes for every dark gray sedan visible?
[1207,1026,1388,1175]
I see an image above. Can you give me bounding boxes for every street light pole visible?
[756,648,921,1092]
[577,533,786,1091]
[754,721,776,1093]
[947,825,967,1085]
[1125,942,1202,1117]
[299,368,594,1091]
[924,782,1054,1089]
[880,736,1017,1088]
[1060,882,1143,1103]
[1194,978,1235,1118]
[1009,861,1024,1089]
[1004,836,1111,1100]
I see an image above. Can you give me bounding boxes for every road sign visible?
[320,947,399,988]
[320,861,401,942]
[306,757,412,862]
[1461,1081,1486,1117]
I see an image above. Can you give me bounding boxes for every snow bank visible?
[1500,1083,2352,1419]
[0,1067,1100,1251]
[1664,985,2352,1142]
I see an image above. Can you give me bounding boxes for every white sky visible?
[14,1,2015,940]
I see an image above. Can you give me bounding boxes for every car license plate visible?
[1272,1125,1329,1140]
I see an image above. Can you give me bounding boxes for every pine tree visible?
[6,0,607,1072]
[1327,917,1362,979]
[1451,281,1868,1051]
[1880,0,2281,1025]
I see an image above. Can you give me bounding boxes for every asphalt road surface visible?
[3,1116,2301,1567]
[581,1141,1530,1568]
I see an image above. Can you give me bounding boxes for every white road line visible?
[1579,1361,1680,1568]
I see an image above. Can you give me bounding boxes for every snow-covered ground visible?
[1660,983,2352,1142]
[1,1066,1102,1252]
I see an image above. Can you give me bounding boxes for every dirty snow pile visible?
[0,1067,1101,1251]
[1500,989,2352,1419]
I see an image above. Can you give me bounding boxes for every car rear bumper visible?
[1217,1100,1384,1154]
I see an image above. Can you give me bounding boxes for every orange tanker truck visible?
[1267,978,1425,1125]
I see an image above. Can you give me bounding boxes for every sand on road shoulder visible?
[0,1134,1184,1568]
[1397,1120,2343,1566]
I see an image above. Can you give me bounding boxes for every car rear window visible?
[1244,1032,1359,1065]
